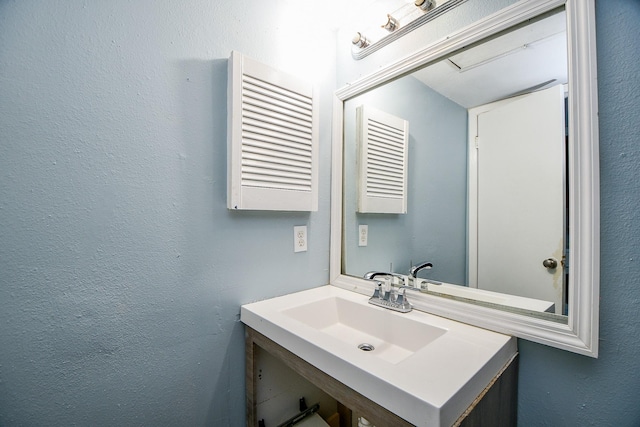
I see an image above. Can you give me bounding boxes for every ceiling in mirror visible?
[412,9,567,107]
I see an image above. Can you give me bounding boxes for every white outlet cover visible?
[294,226,308,252]
[359,224,368,247]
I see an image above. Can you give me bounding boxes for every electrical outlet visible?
[359,224,368,247]
[294,226,308,252]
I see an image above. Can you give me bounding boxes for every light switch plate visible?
[294,226,308,252]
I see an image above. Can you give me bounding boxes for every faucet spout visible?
[408,261,433,289]
[409,262,433,279]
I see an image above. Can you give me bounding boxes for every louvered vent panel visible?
[357,105,409,214]
[228,51,318,211]
[366,118,406,198]
[241,75,314,192]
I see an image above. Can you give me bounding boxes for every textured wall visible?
[517,0,640,425]
[0,1,334,425]
[1,0,640,426]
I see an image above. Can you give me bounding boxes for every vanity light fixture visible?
[351,0,468,60]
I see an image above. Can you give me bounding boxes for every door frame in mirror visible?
[329,0,599,357]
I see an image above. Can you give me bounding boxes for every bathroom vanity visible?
[242,286,518,426]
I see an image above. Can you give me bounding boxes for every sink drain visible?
[358,343,375,352]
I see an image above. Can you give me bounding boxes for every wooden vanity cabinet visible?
[245,327,517,427]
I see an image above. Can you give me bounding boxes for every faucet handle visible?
[370,280,383,299]
[363,278,385,300]
[394,288,411,310]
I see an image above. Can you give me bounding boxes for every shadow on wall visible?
[205,320,246,425]
[175,58,225,281]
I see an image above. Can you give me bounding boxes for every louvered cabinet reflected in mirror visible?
[356,105,409,215]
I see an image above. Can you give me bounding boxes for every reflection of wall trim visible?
[351,0,468,60]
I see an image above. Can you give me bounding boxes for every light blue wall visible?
[1,0,640,426]
[0,1,334,425]
[342,76,468,283]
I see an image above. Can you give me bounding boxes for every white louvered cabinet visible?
[227,51,319,211]
[356,105,409,214]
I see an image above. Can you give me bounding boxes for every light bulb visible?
[415,0,434,11]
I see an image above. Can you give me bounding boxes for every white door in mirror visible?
[475,85,565,313]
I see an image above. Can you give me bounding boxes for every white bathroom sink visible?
[282,295,446,364]
[241,285,517,426]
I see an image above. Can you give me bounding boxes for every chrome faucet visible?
[408,261,433,289]
[363,271,412,313]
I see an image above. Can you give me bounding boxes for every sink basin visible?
[282,296,446,364]
[241,285,517,426]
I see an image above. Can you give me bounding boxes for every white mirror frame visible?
[330,0,599,357]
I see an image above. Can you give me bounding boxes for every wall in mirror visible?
[343,77,468,285]
[342,8,570,316]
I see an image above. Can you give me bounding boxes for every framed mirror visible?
[330,0,599,356]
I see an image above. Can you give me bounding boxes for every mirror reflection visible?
[342,8,569,317]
